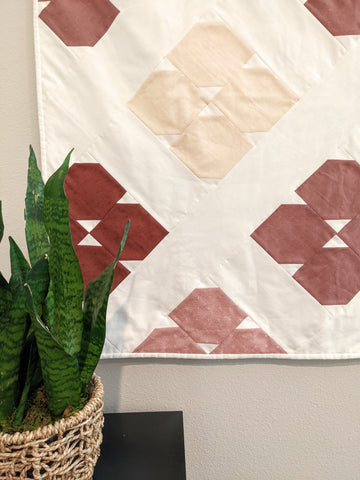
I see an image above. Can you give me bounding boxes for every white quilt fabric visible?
[34,0,360,358]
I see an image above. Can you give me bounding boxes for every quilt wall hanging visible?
[33,0,360,359]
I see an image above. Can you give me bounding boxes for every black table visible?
[93,411,186,479]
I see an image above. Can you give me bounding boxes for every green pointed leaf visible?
[9,237,30,297]
[43,150,83,357]
[79,221,130,390]
[0,297,29,420]
[24,284,81,418]
[0,254,49,420]
[25,146,49,266]
[26,255,50,310]
[0,201,4,243]
[13,333,42,426]
[0,273,12,317]
[43,282,54,329]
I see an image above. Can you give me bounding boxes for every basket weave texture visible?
[0,374,104,479]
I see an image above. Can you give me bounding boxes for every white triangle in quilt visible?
[198,102,224,117]
[292,192,307,204]
[243,53,268,69]
[77,219,101,232]
[158,134,182,148]
[120,260,142,272]
[323,235,348,248]
[197,343,218,354]
[155,57,178,71]
[78,234,102,247]
[325,219,352,232]
[117,192,138,204]
[281,264,303,276]
[37,1,51,12]
[198,86,223,102]
[237,317,260,329]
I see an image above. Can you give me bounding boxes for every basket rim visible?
[0,374,103,445]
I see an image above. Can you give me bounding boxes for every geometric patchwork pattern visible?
[133,288,286,354]
[251,204,336,264]
[35,0,360,358]
[133,328,206,355]
[167,23,253,86]
[295,160,360,219]
[75,245,130,293]
[169,288,248,344]
[305,0,360,36]
[65,163,168,290]
[293,248,360,305]
[338,214,360,256]
[65,163,126,220]
[252,160,360,305]
[211,329,286,355]
[128,22,298,179]
[90,204,168,261]
[39,0,120,47]
[127,71,208,135]
[170,115,253,179]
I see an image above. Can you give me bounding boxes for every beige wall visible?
[2,2,360,479]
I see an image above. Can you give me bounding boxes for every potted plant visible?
[0,147,129,479]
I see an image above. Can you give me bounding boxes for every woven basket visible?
[0,374,104,480]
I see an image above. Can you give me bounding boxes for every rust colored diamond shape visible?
[91,204,168,261]
[66,163,168,289]
[305,0,360,36]
[293,248,360,305]
[296,160,360,220]
[39,0,120,47]
[65,163,126,220]
[251,204,335,264]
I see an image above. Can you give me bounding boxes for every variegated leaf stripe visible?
[25,285,81,418]
[27,255,50,309]
[25,146,49,266]
[18,256,50,421]
[0,274,12,318]
[9,237,30,298]
[0,253,49,421]
[0,239,31,419]
[13,334,42,426]
[79,221,130,390]
[43,151,84,357]
[0,298,29,420]
[44,281,54,329]
[25,147,53,326]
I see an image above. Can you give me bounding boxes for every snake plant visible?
[0,147,129,424]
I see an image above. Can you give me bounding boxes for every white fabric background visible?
[34,0,360,358]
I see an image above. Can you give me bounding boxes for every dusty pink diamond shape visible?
[169,288,247,344]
